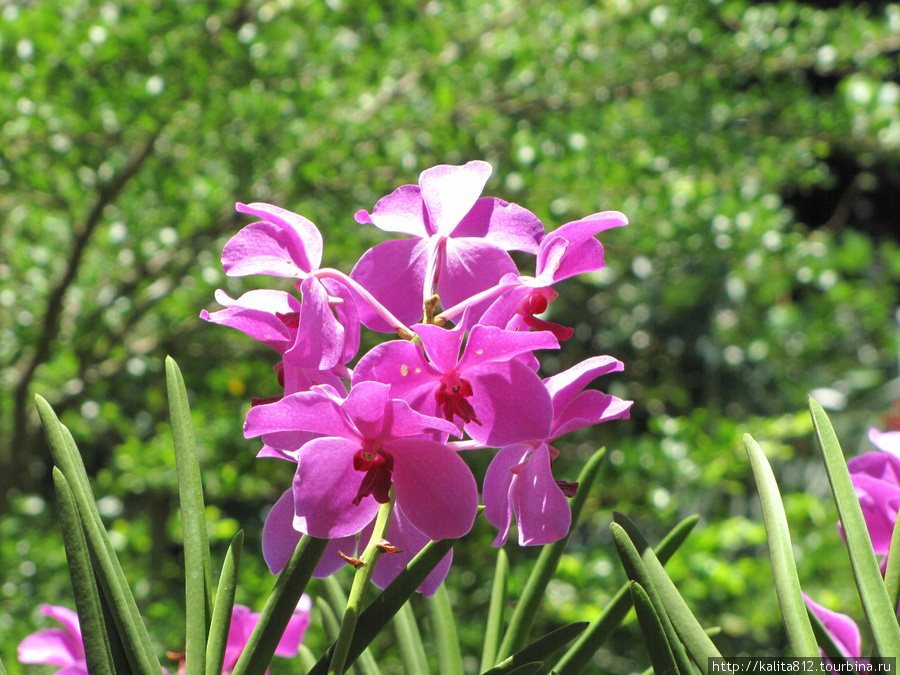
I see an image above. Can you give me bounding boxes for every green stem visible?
[329,494,396,675]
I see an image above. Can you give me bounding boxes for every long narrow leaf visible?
[480,547,509,671]
[483,622,587,675]
[427,585,463,675]
[809,398,900,656]
[320,577,383,675]
[307,536,458,675]
[52,467,115,675]
[496,448,606,662]
[744,433,818,657]
[316,597,343,644]
[231,534,329,675]
[610,522,694,675]
[36,395,162,673]
[613,513,721,673]
[554,514,700,675]
[629,582,679,675]
[394,601,430,675]
[207,531,243,675]
[167,356,213,675]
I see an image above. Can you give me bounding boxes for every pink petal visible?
[293,437,380,538]
[222,222,310,278]
[201,290,300,354]
[274,596,312,657]
[419,161,492,236]
[414,319,466,374]
[544,355,625,413]
[508,442,572,546]
[483,444,523,546]
[355,184,428,237]
[352,340,437,402]
[870,429,900,458]
[803,593,861,658]
[262,490,302,574]
[17,628,82,667]
[389,437,478,541]
[452,197,544,253]
[849,471,900,553]
[350,238,431,330]
[369,504,454,597]
[437,239,519,317]
[244,389,357,442]
[314,535,360,579]
[536,212,628,282]
[284,276,345,371]
[339,381,391,439]
[465,360,554,447]
[321,278,361,364]
[458,325,559,372]
[550,390,633,439]
[237,202,323,270]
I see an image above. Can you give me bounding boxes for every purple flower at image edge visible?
[802,593,863,662]
[18,605,87,675]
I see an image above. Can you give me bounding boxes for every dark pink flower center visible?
[352,439,394,505]
[435,371,482,426]
[516,289,574,341]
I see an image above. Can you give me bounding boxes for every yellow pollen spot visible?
[415,367,422,373]
[400,364,409,376]
[475,349,484,355]
[360,451,377,462]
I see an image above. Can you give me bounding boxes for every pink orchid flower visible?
[244,381,478,542]
[18,605,87,675]
[846,429,900,554]
[484,356,632,546]
[223,598,311,673]
[350,161,545,330]
[802,593,863,662]
[474,212,628,340]
[352,318,559,448]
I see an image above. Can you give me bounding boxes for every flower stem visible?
[434,280,515,324]
[314,268,416,340]
[328,493,396,675]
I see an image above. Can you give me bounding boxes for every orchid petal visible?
[870,429,900,458]
[284,276,344,370]
[458,324,559,371]
[437,239,519,316]
[369,504,454,597]
[274,597,313,657]
[355,184,428,237]
[414,319,466,373]
[544,355,625,412]
[466,360,554,447]
[803,593,862,658]
[339,381,391,439]
[17,628,83,667]
[262,489,301,575]
[419,161,492,236]
[244,389,357,442]
[483,443,523,546]
[537,211,628,282]
[201,290,300,353]
[452,197,544,253]
[350,238,431,330]
[389,437,478,540]
[237,201,323,270]
[508,442,572,546]
[293,437,380,538]
[550,390,633,439]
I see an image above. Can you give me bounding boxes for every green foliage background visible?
[2,0,899,671]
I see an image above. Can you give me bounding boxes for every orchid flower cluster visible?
[201,160,632,595]
[804,427,900,661]
[17,600,311,675]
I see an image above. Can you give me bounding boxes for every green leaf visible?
[809,398,900,656]
[480,547,509,671]
[427,584,463,675]
[230,534,329,675]
[629,582,679,675]
[206,530,243,675]
[612,513,722,673]
[882,490,900,613]
[167,356,213,675]
[35,395,162,674]
[610,522,694,675]
[554,514,700,675]
[394,601,430,675]
[482,622,587,675]
[307,535,459,675]
[52,467,115,675]
[316,596,343,644]
[495,448,606,662]
[743,433,818,657]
